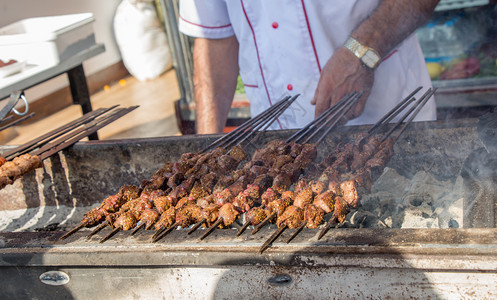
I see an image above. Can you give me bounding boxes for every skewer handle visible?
[286,221,306,244]
[153,222,178,242]
[86,221,109,239]
[317,216,337,240]
[131,222,145,236]
[236,221,251,237]
[259,224,287,254]
[200,218,223,240]
[251,212,275,235]
[59,222,87,240]
[188,218,206,235]
[100,227,121,244]
[152,226,165,240]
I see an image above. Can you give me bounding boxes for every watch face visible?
[363,49,380,69]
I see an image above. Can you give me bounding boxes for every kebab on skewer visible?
[0,154,43,190]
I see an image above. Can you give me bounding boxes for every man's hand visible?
[311,46,374,120]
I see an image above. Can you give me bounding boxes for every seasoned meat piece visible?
[271,173,292,194]
[304,204,325,229]
[214,188,235,206]
[309,180,327,195]
[200,172,217,192]
[167,172,184,188]
[149,189,167,201]
[333,196,350,223]
[261,188,279,206]
[228,175,250,196]
[266,140,284,151]
[232,192,254,213]
[196,195,214,209]
[100,194,126,213]
[189,181,210,200]
[211,146,227,158]
[200,204,220,227]
[362,136,381,155]
[245,207,267,225]
[169,186,188,202]
[277,206,304,229]
[350,145,372,172]
[130,200,153,219]
[82,207,108,226]
[216,154,239,171]
[218,203,240,227]
[340,180,360,208]
[146,168,168,190]
[354,168,373,191]
[289,143,303,158]
[119,185,141,202]
[294,144,318,168]
[252,174,273,192]
[265,198,291,220]
[155,207,176,230]
[294,187,314,209]
[280,163,302,182]
[153,196,174,214]
[294,178,308,194]
[244,184,261,200]
[175,196,195,209]
[2,161,22,179]
[250,165,270,177]
[175,204,201,228]
[114,212,137,230]
[229,145,248,162]
[272,155,293,170]
[276,142,291,156]
[280,191,295,203]
[141,208,160,229]
[313,191,335,214]
[252,148,277,167]
[213,175,235,193]
[328,180,341,196]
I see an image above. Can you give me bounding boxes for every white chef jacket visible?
[179,0,436,129]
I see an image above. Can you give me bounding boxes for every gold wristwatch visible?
[344,37,381,69]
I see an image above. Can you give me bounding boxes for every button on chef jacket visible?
[179,0,436,129]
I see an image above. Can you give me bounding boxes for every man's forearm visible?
[351,0,440,58]
[193,37,239,134]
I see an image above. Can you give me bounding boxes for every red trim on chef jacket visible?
[244,84,258,88]
[382,49,398,62]
[240,0,283,129]
[179,15,232,29]
[300,0,322,73]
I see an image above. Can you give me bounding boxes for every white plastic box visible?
[0,13,96,67]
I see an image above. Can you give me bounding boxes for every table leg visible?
[67,64,99,140]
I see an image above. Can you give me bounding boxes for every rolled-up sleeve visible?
[178,0,234,39]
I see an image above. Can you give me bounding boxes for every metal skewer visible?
[317,216,338,240]
[100,227,121,243]
[251,212,276,235]
[199,218,223,240]
[202,96,292,152]
[86,221,110,239]
[259,224,287,254]
[236,221,251,237]
[59,222,87,240]
[131,223,145,236]
[187,218,206,235]
[285,221,306,244]
[152,222,178,242]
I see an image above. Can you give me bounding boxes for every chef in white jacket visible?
[179,0,440,134]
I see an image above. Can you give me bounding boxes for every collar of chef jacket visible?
[179,0,435,129]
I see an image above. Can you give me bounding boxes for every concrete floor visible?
[1,68,182,146]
